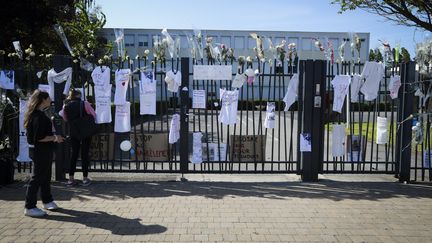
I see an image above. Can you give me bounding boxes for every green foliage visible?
[368,49,375,61]
[63,2,109,61]
[374,48,383,62]
[401,47,411,62]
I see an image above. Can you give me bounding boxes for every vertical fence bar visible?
[180,57,189,173]
[398,61,415,182]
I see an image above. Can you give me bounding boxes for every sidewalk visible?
[1,174,432,242]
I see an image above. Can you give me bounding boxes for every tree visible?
[332,0,432,32]
[401,47,411,62]
[374,48,383,62]
[369,49,376,61]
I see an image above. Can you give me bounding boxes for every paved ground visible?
[1,174,432,242]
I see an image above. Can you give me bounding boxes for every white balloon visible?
[120,140,132,151]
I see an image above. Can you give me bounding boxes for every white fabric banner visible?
[376,116,388,144]
[95,84,112,124]
[331,124,346,157]
[16,99,31,162]
[191,132,203,164]
[139,71,157,115]
[114,69,131,105]
[169,114,180,144]
[114,102,131,132]
[193,65,232,80]
[283,74,299,111]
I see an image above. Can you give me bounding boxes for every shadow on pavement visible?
[1,180,432,202]
[45,208,167,235]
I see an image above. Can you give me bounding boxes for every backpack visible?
[68,101,98,140]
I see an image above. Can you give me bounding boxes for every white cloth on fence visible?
[0,70,15,90]
[94,84,112,124]
[47,67,73,100]
[283,73,299,111]
[165,70,182,92]
[388,75,401,99]
[191,132,203,164]
[360,61,385,101]
[264,102,276,129]
[331,75,351,113]
[169,114,180,144]
[114,102,131,132]
[376,116,388,144]
[218,89,239,125]
[331,124,346,157]
[139,71,157,115]
[350,74,363,103]
[16,99,31,162]
[91,66,111,87]
[114,69,131,105]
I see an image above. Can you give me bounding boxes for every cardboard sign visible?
[230,135,266,161]
[131,133,170,161]
[193,65,232,80]
[89,133,114,161]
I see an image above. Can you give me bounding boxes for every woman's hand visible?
[54,135,65,143]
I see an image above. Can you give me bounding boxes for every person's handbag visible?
[69,101,98,139]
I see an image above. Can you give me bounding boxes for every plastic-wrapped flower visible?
[238,56,245,66]
[250,33,265,62]
[287,43,297,62]
[103,55,110,60]
[98,59,103,65]
[73,59,79,63]
[312,38,325,52]
[29,51,35,57]
[246,56,252,63]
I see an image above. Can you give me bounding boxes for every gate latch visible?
[314,96,321,108]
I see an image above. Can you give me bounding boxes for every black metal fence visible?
[3,55,430,182]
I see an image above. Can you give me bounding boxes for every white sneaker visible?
[24,208,47,217]
[43,201,59,210]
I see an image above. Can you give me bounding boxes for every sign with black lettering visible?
[89,133,114,161]
[230,135,266,161]
[131,133,170,161]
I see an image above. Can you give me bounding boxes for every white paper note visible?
[192,90,206,109]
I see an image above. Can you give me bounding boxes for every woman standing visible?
[62,89,96,186]
[24,90,65,217]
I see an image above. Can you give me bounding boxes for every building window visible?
[180,35,188,48]
[248,37,255,49]
[275,37,285,45]
[125,34,135,47]
[302,38,312,51]
[138,35,149,47]
[234,36,245,49]
[221,36,231,47]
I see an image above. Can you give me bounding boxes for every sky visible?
[98,0,431,57]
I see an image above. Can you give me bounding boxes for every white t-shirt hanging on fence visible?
[16,99,31,162]
[139,71,157,115]
[388,75,401,99]
[264,102,276,129]
[94,84,112,124]
[331,75,351,113]
[350,74,363,103]
[91,66,111,87]
[47,67,73,101]
[376,116,388,144]
[114,102,131,132]
[165,70,182,92]
[283,74,299,111]
[218,89,239,125]
[169,114,180,144]
[114,69,131,105]
[0,70,14,90]
[331,124,346,157]
[360,61,385,101]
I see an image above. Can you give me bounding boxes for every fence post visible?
[52,55,70,181]
[179,57,189,174]
[398,61,415,182]
[300,60,326,182]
